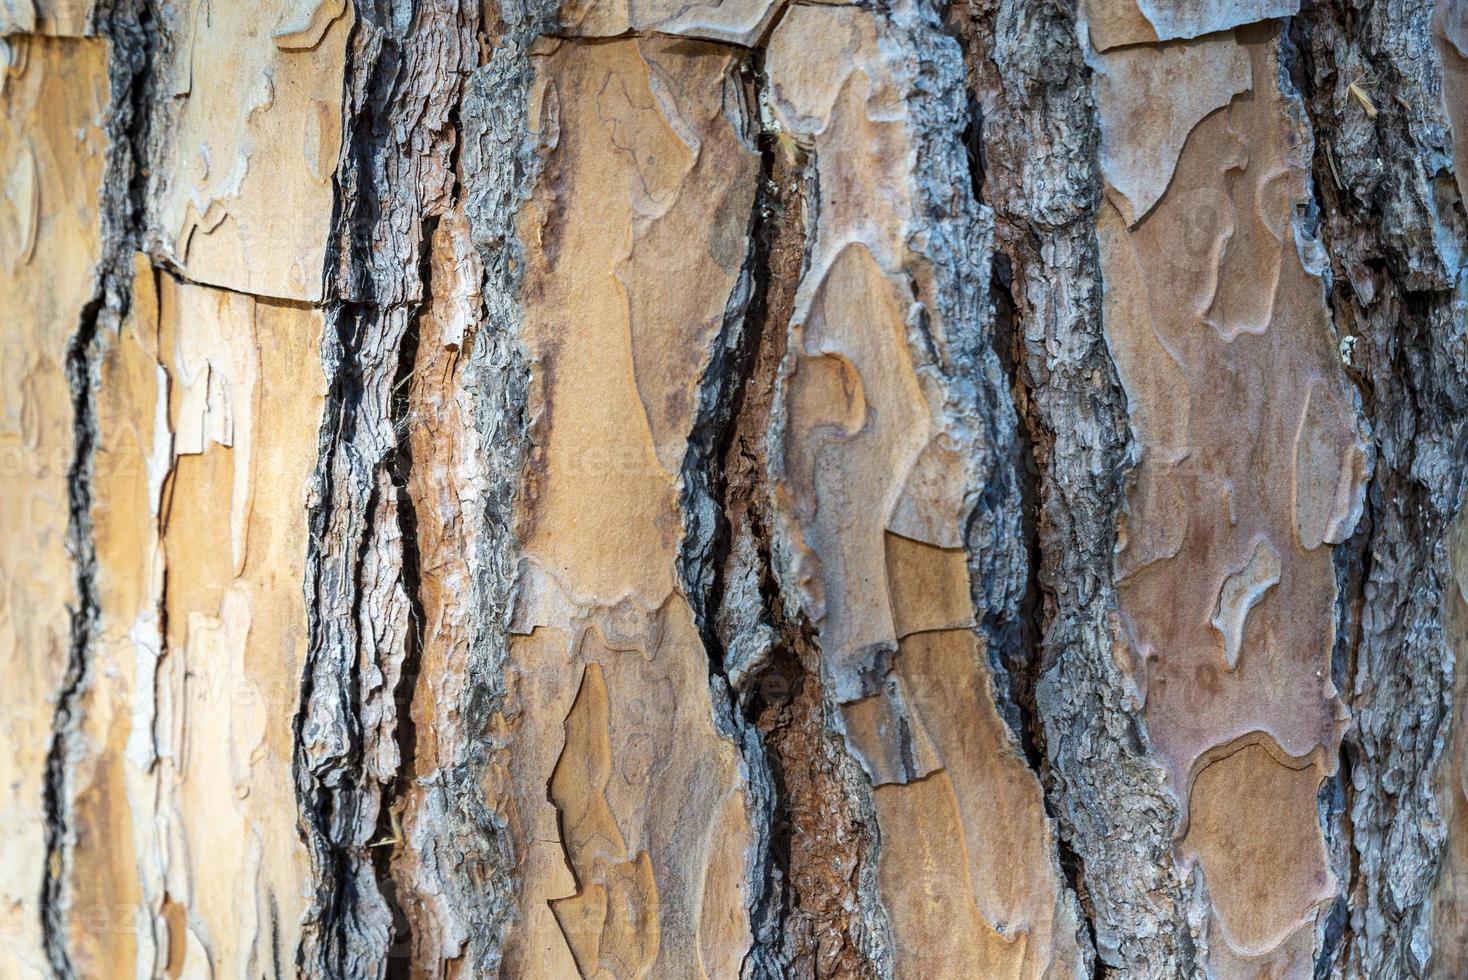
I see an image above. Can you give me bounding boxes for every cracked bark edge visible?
[900,3,1095,972]
[41,0,154,972]
[914,27,1104,979]
[707,48,890,976]
[293,1,480,975]
[758,2,1093,974]
[954,1,1199,974]
[671,51,786,980]
[469,24,776,975]
[1292,1,1468,975]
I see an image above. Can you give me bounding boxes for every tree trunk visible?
[2,0,1466,976]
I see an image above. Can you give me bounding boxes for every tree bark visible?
[2,0,1466,977]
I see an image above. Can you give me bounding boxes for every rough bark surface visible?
[2,0,1466,978]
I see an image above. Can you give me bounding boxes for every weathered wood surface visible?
[1,0,1466,977]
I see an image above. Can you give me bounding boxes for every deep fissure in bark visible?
[44,239,102,980]
[950,1,1200,973]
[294,0,480,969]
[42,0,156,969]
[1289,2,1468,971]
[294,294,372,969]
[946,3,1102,968]
[677,60,765,676]
[673,54,792,975]
[957,44,1103,966]
[373,213,438,976]
[716,84,884,976]
[988,235,1107,977]
[295,222,427,978]
[958,78,1044,766]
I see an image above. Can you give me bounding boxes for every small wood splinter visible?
[1348,75,1378,120]
[367,806,404,849]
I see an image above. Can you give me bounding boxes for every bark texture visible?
[2,0,1467,978]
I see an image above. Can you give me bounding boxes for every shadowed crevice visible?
[42,0,157,971]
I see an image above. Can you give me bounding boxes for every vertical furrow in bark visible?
[39,0,152,971]
[47,0,351,971]
[711,38,886,979]
[762,2,1090,976]
[463,6,777,976]
[378,256,429,976]
[295,1,477,974]
[670,49,788,980]
[958,1,1198,973]
[712,34,887,977]
[1292,1,1468,974]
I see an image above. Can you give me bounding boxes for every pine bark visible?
[2,0,1466,977]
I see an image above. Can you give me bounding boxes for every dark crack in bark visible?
[1292,3,1468,973]
[950,1,1198,974]
[294,1,479,975]
[713,57,887,979]
[42,0,156,971]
